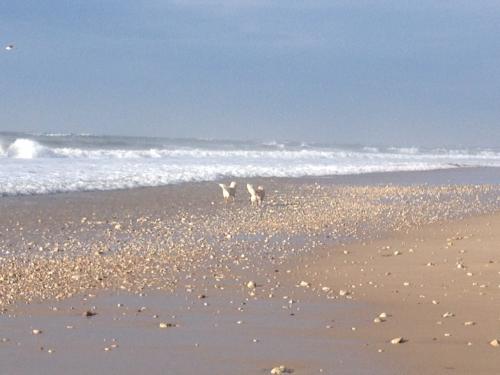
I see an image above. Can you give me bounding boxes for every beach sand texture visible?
[0,173,500,374]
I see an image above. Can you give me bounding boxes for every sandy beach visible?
[1,168,500,374]
[4,0,500,372]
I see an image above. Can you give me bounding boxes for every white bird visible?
[5,45,14,51]
[246,184,257,204]
[218,181,237,203]
[247,184,265,205]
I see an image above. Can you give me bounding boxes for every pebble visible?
[490,339,500,347]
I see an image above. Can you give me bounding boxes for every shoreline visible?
[1,169,500,373]
[1,166,500,201]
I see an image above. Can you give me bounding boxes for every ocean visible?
[1,131,500,196]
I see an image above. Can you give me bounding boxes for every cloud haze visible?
[0,0,499,147]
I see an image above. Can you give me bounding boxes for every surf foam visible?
[0,134,500,196]
[4,139,54,159]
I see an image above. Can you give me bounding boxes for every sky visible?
[0,0,499,147]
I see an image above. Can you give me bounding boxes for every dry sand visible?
[1,169,500,374]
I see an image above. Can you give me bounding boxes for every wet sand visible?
[298,211,500,374]
[1,168,500,374]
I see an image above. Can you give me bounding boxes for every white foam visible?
[388,146,420,154]
[0,137,499,196]
[0,159,441,196]
[5,139,53,159]
[34,147,500,162]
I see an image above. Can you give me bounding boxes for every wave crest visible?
[4,139,53,159]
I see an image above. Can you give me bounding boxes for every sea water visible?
[1,132,500,196]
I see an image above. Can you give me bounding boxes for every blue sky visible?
[1,1,499,147]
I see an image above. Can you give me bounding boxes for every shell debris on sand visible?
[0,181,498,375]
[298,280,310,287]
[0,180,499,375]
[270,365,292,374]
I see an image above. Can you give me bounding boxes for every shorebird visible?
[247,184,265,205]
[218,181,237,203]
[5,44,14,51]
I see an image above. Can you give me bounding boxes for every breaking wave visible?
[2,139,56,159]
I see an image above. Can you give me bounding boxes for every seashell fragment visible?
[390,337,405,344]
